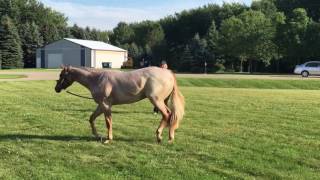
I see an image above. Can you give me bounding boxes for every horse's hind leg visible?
[89,105,103,140]
[168,123,178,144]
[103,110,112,144]
[149,97,170,143]
[100,102,113,144]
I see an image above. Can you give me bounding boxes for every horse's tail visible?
[168,74,185,129]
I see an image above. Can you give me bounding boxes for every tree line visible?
[1,0,320,73]
[0,0,109,68]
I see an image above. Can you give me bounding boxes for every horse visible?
[55,65,185,144]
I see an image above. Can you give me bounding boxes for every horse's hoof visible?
[168,140,174,144]
[157,138,162,143]
[103,139,112,144]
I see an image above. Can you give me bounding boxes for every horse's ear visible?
[60,64,65,69]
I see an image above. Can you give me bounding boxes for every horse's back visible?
[106,67,174,104]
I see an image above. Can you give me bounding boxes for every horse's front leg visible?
[89,105,103,140]
[101,102,112,144]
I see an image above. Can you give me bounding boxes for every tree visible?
[19,21,43,67]
[219,10,277,72]
[179,45,194,72]
[304,21,320,59]
[282,8,310,67]
[0,0,19,20]
[110,22,134,45]
[70,24,87,39]
[184,33,211,73]
[276,0,320,22]
[39,10,69,44]
[251,0,278,18]
[206,20,219,69]
[206,20,219,52]
[0,15,23,68]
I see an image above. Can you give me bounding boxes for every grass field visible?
[0,68,59,72]
[0,78,320,179]
[0,74,26,79]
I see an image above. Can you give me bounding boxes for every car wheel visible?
[301,71,309,77]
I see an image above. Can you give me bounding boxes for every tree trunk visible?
[276,59,280,73]
[247,59,252,73]
[253,60,257,73]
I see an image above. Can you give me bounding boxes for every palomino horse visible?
[55,65,185,143]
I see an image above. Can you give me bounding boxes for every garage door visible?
[48,53,63,68]
[36,57,41,68]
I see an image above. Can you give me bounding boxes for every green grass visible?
[0,79,320,179]
[178,78,320,89]
[0,74,26,79]
[0,68,59,72]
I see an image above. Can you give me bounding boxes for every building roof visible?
[64,38,126,52]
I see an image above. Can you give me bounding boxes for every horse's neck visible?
[70,68,93,90]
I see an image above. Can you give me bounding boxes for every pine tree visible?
[206,21,219,54]
[0,15,23,68]
[19,21,43,67]
[179,45,194,72]
[190,34,209,72]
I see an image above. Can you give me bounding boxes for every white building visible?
[36,38,127,68]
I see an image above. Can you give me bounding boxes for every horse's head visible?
[55,65,74,93]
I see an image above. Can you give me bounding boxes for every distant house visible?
[36,38,127,68]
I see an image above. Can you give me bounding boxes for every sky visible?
[40,0,252,30]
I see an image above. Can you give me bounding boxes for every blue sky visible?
[40,0,252,30]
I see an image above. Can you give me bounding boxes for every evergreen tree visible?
[206,21,219,53]
[0,15,23,68]
[19,21,43,67]
[179,45,194,72]
[189,34,209,73]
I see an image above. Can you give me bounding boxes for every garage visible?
[36,38,127,69]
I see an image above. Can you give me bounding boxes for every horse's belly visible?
[111,93,146,105]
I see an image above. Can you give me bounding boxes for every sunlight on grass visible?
[0,80,319,179]
[0,74,26,79]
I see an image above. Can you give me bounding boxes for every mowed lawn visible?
[0,78,320,179]
[0,74,26,79]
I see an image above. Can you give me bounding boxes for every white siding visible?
[94,50,127,68]
[91,50,96,68]
[36,39,127,69]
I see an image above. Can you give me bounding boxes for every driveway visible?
[0,71,58,81]
[0,70,316,81]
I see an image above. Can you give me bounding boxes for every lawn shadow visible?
[52,107,153,115]
[0,134,155,143]
[0,134,93,142]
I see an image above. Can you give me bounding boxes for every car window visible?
[305,63,319,67]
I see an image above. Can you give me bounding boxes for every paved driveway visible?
[0,70,316,81]
[0,71,58,81]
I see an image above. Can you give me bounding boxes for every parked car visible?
[294,61,320,77]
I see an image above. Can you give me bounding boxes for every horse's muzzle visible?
[55,87,62,93]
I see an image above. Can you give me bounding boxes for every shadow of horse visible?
[0,134,92,142]
[51,107,152,114]
[0,134,153,143]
